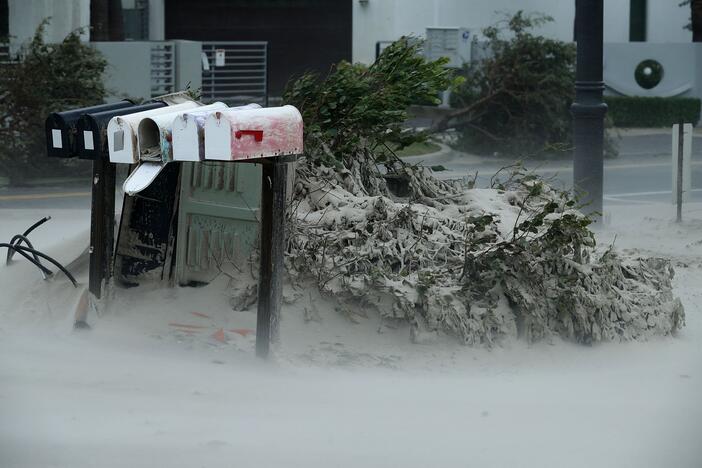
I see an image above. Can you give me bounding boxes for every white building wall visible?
[603,0,630,43]
[352,0,692,64]
[8,0,90,54]
[647,1,691,43]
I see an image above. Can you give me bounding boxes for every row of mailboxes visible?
[46,100,141,159]
[46,100,303,194]
[46,100,303,163]
[79,102,167,160]
[45,98,298,356]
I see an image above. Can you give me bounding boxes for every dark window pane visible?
[629,0,647,42]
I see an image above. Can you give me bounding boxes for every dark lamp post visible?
[571,0,607,217]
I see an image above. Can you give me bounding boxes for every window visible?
[123,0,149,40]
[0,0,8,38]
[0,0,8,61]
[630,0,647,42]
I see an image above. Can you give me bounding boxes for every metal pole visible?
[571,0,607,217]
[676,120,684,223]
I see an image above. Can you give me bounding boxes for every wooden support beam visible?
[87,159,116,301]
[256,159,288,358]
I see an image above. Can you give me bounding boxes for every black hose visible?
[0,243,54,276]
[3,244,78,287]
[2,217,76,287]
[22,216,51,238]
[6,216,51,264]
[6,234,46,269]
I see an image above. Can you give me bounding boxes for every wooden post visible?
[87,159,116,301]
[676,120,684,223]
[256,159,288,358]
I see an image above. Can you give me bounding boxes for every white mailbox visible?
[172,103,261,162]
[107,101,199,164]
[204,105,303,161]
[137,102,228,163]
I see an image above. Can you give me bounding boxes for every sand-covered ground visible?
[1,202,700,467]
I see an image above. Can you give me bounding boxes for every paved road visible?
[0,176,94,210]
[0,133,699,210]
[405,132,702,205]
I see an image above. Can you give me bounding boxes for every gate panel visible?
[176,161,261,284]
[201,41,268,106]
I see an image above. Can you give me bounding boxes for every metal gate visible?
[175,162,261,285]
[201,41,268,106]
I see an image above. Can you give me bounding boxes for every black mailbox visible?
[45,100,134,158]
[77,102,167,160]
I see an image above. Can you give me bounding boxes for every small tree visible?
[0,21,108,183]
[284,37,457,172]
[437,12,578,157]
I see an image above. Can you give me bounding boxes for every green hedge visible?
[604,96,701,128]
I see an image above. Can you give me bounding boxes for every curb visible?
[614,127,702,137]
[0,176,89,189]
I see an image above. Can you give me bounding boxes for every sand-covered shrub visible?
[283,35,684,346]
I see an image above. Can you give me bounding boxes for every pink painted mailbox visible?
[204,105,303,161]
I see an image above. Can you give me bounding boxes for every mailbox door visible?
[175,161,261,284]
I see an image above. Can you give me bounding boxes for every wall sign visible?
[215,49,226,67]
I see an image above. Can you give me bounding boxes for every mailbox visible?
[107,101,199,164]
[77,102,167,160]
[172,103,261,162]
[203,105,303,161]
[45,100,134,158]
[137,102,228,163]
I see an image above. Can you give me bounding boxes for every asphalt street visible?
[0,132,700,211]
[0,180,92,210]
[405,131,702,206]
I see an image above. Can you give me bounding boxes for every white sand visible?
[0,202,700,468]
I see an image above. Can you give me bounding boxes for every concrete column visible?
[148,0,164,40]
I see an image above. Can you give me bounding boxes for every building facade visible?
[1,0,698,99]
[352,0,692,64]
